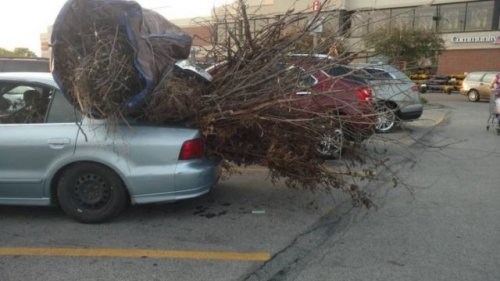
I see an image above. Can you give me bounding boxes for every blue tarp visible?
[51,0,192,112]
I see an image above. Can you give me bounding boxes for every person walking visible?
[492,74,500,126]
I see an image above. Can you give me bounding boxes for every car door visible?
[0,80,79,203]
[479,73,496,99]
[465,72,485,96]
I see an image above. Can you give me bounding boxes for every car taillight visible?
[356,87,372,101]
[179,138,204,160]
[411,85,419,92]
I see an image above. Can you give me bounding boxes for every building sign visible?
[312,0,320,12]
[452,35,499,44]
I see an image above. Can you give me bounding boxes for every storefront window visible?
[350,11,369,37]
[438,3,466,33]
[254,18,270,35]
[370,9,391,32]
[391,8,414,30]
[319,11,341,35]
[414,6,436,31]
[465,1,494,31]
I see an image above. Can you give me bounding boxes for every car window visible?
[325,66,351,76]
[279,65,317,89]
[362,68,394,80]
[482,73,496,83]
[47,90,81,123]
[466,72,484,81]
[0,82,52,124]
[324,66,366,84]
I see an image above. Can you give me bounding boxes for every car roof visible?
[349,63,398,71]
[466,71,498,74]
[0,72,58,87]
[287,54,336,60]
[349,63,411,80]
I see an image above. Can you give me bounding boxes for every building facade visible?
[38,1,500,74]
[346,0,500,74]
[173,0,500,75]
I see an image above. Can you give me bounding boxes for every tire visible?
[467,90,480,102]
[375,104,397,133]
[317,127,343,159]
[57,163,128,223]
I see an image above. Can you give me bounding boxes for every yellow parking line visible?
[0,247,271,261]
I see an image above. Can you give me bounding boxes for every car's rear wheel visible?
[467,90,480,102]
[317,127,343,159]
[375,105,397,133]
[57,163,128,223]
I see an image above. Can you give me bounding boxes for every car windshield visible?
[359,68,393,80]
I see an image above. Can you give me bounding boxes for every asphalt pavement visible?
[2,93,498,281]
[245,93,500,281]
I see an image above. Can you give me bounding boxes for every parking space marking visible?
[0,247,271,261]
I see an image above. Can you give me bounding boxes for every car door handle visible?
[48,138,71,149]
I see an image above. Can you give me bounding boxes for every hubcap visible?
[376,107,395,132]
[73,173,111,210]
[469,91,478,101]
[318,128,343,157]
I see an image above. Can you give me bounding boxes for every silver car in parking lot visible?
[325,63,423,132]
[0,72,220,223]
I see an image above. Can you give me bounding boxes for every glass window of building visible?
[215,22,228,44]
[465,1,494,31]
[369,9,391,32]
[391,8,414,30]
[319,11,341,35]
[350,11,370,37]
[254,18,270,35]
[438,3,466,32]
[414,6,436,31]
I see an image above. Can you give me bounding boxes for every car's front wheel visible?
[57,163,128,223]
[467,90,480,102]
[375,105,397,133]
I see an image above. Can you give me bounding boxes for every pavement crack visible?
[242,205,355,281]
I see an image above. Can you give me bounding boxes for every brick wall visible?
[182,26,212,47]
[437,49,500,75]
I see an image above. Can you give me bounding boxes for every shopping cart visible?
[486,91,500,135]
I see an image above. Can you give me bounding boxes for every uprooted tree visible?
[50,0,397,208]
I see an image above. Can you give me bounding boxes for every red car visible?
[284,56,375,158]
[206,57,375,158]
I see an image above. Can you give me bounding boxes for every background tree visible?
[364,27,445,69]
[0,47,37,58]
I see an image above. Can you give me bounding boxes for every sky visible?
[0,0,228,56]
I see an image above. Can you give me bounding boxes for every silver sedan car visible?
[325,64,423,132]
[0,72,220,223]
